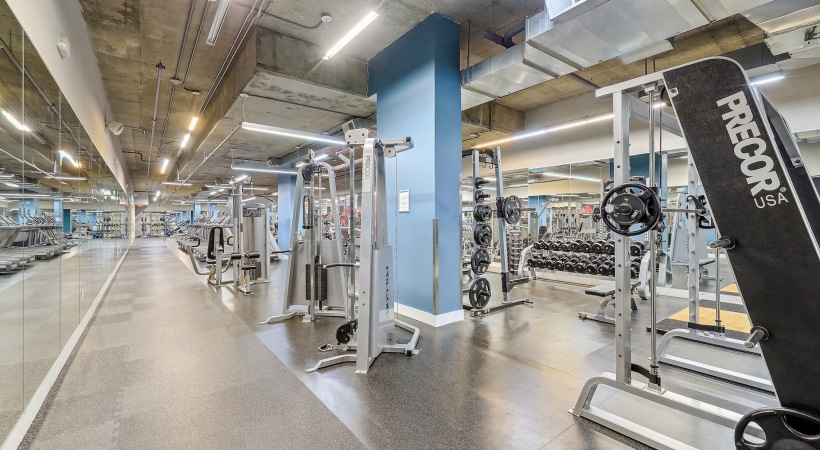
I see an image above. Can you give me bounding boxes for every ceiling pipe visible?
[689,0,715,23]
[145,62,165,180]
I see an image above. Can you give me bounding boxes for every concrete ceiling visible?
[76,0,791,205]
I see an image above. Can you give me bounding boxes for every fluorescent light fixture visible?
[155,190,161,197]
[188,116,199,131]
[314,154,329,162]
[323,12,379,60]
[236,174,248,182]
[48,175,87,181]
[751,72,784,86]
[1,109,30,131]
[474,113,614,149]
[242,196,257,203]
[540,172,601,182]
[231,165,297,175]
[206,0,232,46]
[0,174,14,178]
[241,122,346,145]
[295,161,306,168]
[507,184,528,188]
[161,158,170,174]
[180,133,191,148]
[162,181,193,186]
[618,40,673,65]
[58,150,80,168]
[0,193,51,198]
[2,181,19,187]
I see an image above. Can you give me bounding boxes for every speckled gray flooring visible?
[21,237,778,450]
[22,239,363,450]
[163,240,776,449]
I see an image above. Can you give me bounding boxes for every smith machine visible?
[572,57,820,450]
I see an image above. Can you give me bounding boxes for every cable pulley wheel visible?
[599,183,662,237]
[474,204,492,223]
[468,277,491,309]
[470,249,491,275]
[502,195,522,225]
[473,223,492,247]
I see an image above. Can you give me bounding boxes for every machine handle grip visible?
[745,326,769,348]
[709,237,735,249]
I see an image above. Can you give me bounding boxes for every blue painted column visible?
[277,174,296,249]
[63,209,71,233]
[53,200,63,230]
[368,13,462,322]
[193,203,202,220]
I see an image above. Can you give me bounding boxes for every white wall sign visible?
[398,190,410,213]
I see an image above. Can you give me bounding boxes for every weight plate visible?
[474,189,490,204]
[473,223,492,247]
[502,195,522,225]
[471,249,491,275]
[600,183,662,237]
[469,278,491,309]
[474,204,492,223]
[593,206,601,222]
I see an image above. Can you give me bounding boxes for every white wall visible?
[756,64,820,133]
[7,0,132,195]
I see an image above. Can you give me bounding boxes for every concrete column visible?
[277,174,296,249]
[368,13,462,326]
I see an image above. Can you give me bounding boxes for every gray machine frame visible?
[655,160,773,393]
[306,129,420,374]
[570,74,762,450]
[261,155,351,323]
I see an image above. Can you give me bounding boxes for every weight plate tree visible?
[470,171,492,309]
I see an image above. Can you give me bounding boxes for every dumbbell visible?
[585,259,599,274]
[560,241,570,252]
[553,258,565,271]
[540,258,550,269]
[570,240,581,252]
[630,241,645,256]
[630,260,641,279]
[604,242,615,255]
[548,241,560,251]
[597,260,614,276]
[591,240,604,254]
[580,240,592,253]
[544,258,555,270]
[575,258,589,273]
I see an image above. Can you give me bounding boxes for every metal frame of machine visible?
[570,65,755,450]
[261,155,351,323]
[306,129,420,374]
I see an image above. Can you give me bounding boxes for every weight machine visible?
[573,57,820,449]
[261,152,350,323]
[654,159,774,393]
[462,147,532,317]
[305,129,420,374]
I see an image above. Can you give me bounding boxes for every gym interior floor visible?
[21,238,776,449]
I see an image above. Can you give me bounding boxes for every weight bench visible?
[579,281,639,326]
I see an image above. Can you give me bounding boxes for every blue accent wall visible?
[368,13,462,315]
[277,174,296,249]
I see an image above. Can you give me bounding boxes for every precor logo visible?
[716,91,788,209]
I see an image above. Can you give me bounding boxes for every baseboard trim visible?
[1,244,132,450]
[396,303,464,327]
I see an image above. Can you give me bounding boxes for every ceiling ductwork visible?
[460,0,775,110]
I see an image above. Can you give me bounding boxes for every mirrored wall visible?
[460,149,735,297]
[0,1,129,443]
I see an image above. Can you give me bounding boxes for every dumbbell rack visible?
[462,147,532,317]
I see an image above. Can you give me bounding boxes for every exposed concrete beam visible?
[462,102,525,134]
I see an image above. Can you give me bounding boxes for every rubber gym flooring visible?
[22,238,778,449]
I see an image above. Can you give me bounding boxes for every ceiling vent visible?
[545,0,608,22]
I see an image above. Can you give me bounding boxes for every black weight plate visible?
[474,189,491,204]
[502,195,522,225]
[469,278,491,309]
[474,204,493,223]
[473,223,492,247]
[471,249,491,275]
